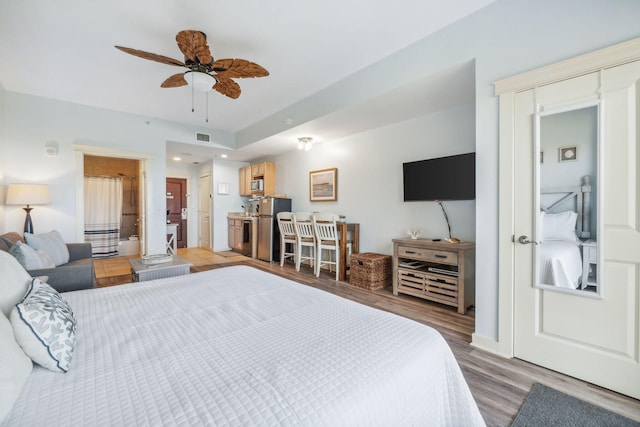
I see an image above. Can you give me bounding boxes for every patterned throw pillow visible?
[10,279,77,373]
[24,230,70,266]
[9,241,56,270]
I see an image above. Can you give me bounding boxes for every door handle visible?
[518,235,539,245]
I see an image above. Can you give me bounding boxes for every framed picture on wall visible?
[559,146,577,162]
[309,168,337,202]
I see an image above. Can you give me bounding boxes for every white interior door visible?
[198,174,211,250]
[513,62,640,398]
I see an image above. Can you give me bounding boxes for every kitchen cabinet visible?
[228,218,251,255]
[392,238,475,314]
[239,166,253,196]
[239,162,276,196]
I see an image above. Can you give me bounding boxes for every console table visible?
[392,238,475,314]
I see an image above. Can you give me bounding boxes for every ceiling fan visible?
[115,30,269,99]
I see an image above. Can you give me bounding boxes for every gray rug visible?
[511,383,639,427]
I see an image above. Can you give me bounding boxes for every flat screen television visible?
[403,153,475,201]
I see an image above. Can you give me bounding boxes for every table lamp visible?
[6,183,51,234]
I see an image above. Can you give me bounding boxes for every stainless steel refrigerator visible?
[257,197,292,262]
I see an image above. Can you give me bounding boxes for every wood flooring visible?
[95,248,640,426]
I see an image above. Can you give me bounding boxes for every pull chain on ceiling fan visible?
[115,30,269,120]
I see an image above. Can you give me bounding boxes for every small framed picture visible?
[309,168,337,202]
[559,146,577,162]
[217,182,229,195]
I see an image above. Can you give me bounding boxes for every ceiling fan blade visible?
[115,46,184,66]
[161,73,188,88]
[176,30,213,65]
[213,58,269,78]
[213,76,241,99]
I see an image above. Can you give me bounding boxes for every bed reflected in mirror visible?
[534,104,601,297]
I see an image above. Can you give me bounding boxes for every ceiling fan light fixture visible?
[187,71,215,92]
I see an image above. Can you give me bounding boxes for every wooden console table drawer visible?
[397,245,458,265]
[393,238,475,314]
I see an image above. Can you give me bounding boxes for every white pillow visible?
[542,211,580,242]
[24,230,69,266]
[11,279,77,373]
[9,241,56,270]
[0,313,33,424]
[0,251,31,318]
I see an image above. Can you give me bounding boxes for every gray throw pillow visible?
[24,230,69,266]
[9,241,55,270]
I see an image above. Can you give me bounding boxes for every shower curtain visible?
[84,177,123,258]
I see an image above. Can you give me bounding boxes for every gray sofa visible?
[0,232,96,293]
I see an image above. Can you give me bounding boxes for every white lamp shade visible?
[6,184,50,205]
[187,72,216,92]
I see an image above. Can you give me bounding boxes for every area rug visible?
[511,383,639,427]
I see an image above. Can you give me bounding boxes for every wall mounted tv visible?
[403,152,476,201]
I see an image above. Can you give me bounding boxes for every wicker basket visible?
[349,253,392,290]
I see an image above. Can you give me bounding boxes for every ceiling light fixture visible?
[187,71,215,92]
[187,71,216,123]
[298,137,313,151]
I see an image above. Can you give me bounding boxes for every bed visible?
[0,254,484,426]
[538,176,592,289]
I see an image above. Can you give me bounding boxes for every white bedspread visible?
[539,241,583,289]
[4,266,484,426]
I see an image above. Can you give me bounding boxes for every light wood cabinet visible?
[392,238,475,314]
[239,166,253,196]
[251,163,265,178]
[239,162,276,196]
[228,218,250,254]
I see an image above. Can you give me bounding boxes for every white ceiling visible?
[0,0,492,163]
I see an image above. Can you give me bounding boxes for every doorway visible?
[84,155,141,257]
[497,41,640,399]
[166,178,187,249]
[198,174,211,250]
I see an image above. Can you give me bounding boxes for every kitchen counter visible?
[227,212,259,220]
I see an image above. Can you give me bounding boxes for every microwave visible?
[251,179,264,191]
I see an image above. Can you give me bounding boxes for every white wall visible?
[0,85,5,232]
[212,159,248,251]
[2,92,212,254]
[266,102,476,254]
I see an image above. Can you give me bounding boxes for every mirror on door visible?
[534,103,601,297]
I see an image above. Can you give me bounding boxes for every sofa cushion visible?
[28,258,96,293]
[24,230,69,266]
[0,313,32,424]
[9,241,55,270]
[0,251,31,318]
[10,278,77,373]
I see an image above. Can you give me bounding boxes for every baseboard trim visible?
[471,333,512,358]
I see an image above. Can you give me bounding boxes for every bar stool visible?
[276,212,297,267]
[313,213,340,280]
[292,213,316,272]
